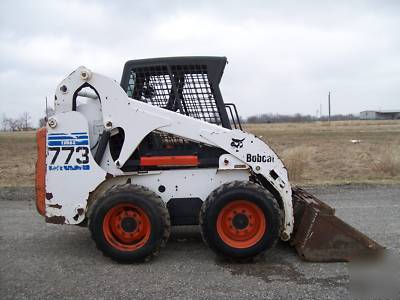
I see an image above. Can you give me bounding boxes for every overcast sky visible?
[1,0,399,125]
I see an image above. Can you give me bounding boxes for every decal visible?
[47,132,90,171]
[246,154,275,163]
[231,138,245,150]
[48,165,90,171]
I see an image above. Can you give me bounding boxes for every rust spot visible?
[105,173,114,180]
[73,208,85,221]
[45,215,65,224]
[49,203,62,209]
[46,192,53,200]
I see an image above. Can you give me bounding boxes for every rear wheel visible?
[200,181,282,261]
[89,184,170,263]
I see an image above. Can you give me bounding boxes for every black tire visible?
[200,181,282,261]
[89,184,170,263]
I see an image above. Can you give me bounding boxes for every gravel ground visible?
[0,185,399,299]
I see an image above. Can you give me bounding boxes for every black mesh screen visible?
[126,64,222,126]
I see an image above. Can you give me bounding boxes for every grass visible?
[245,120,400,185]
[372,148,400,177]
[0,131,36,187]
[0,120,399,187]
[280,146,310,182]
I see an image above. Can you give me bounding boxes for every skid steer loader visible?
[35,57,383,263]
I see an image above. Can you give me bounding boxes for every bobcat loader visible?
[35,57,383,262]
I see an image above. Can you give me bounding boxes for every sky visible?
[1,0,399,126]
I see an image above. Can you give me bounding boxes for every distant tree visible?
[19,112,31,130]
[1,112,35,131]
[38,118,46,128]
[319,114,358,121]
[8,118,20,131]
[38,108,55,128]
[1,113,8,131]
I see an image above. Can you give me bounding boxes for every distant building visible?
[360,110,400,120]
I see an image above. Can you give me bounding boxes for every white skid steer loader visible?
[35,57,383,263]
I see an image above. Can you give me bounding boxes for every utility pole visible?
[45,97,48,121]
[328,91,331,122]
[320,103,322,119]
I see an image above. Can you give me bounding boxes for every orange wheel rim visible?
[216,200,266,249]
[103,203,151,251]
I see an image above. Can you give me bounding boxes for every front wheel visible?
[89,184,170,263]
[200,181,282,261]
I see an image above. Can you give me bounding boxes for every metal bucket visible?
[290,187,384,262]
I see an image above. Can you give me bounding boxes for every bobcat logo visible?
[231,138,245,149]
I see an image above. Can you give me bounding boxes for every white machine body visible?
[44,67,294,240]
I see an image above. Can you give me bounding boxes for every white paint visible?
[45,112,106,224]
[48,66,294,239]
[131,168,250,202]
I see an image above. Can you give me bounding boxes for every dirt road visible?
[0,185,399,299]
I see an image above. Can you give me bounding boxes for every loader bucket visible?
[290,187,384,262]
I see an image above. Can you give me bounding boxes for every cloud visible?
[0,0,399,126]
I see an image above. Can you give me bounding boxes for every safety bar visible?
[225,103,242,130]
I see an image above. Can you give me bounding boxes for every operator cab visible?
[111,57,242,171]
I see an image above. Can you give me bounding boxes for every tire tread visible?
[199,180,282,262]
[89,183,170,263]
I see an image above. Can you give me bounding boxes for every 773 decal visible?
[47,132,91,171]
[48,146,89,165]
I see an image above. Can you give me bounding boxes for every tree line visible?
[1,110,360,131]
[1,112,33,131]
[245,113,358,123]
[1,108,54,131]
